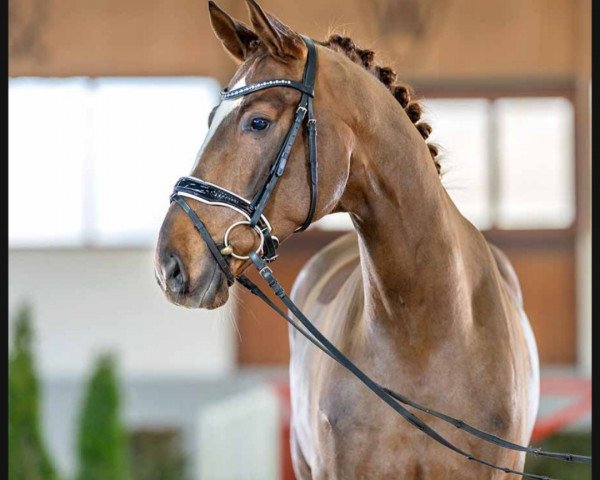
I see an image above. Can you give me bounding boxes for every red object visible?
[531,376,591,443]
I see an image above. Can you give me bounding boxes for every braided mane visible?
[320,34,441,175]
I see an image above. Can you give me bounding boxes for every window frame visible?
[415,80,581,240]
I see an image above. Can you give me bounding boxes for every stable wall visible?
[9,0,589,82]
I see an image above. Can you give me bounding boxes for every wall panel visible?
[9,0,583,82]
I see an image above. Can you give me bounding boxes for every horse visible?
[155,1,540,478]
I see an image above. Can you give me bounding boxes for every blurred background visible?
[8,1,591,479]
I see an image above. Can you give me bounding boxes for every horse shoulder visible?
[291,231,360,309]
[488,242,540,437]
[488,242,523,306]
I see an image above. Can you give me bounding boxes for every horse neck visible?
[337,81,476,347]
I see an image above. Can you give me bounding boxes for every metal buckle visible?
[222,221,265,260]
[258,265,273,277]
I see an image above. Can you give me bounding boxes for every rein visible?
[169,35,591,478]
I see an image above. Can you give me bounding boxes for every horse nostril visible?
[164,253,188,294]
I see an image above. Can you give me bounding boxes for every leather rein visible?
[169,36,590,478]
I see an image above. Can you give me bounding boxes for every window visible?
[9,77,221,247]
[10,80,575,243]
[9,78,89,246]
[315,95,575,232]
[424,98,491,229]
[495,97,574,228]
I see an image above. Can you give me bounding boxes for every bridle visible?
[168,36,590,478]
[170,35,318,281]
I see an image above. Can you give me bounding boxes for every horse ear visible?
[245,0,304,60]
[208,1,259,63]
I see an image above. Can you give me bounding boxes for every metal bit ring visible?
[222,221,265,260]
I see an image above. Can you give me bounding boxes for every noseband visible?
[168,35,590,477]
[170,35,318,282]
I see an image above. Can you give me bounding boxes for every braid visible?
[322,34,441,175]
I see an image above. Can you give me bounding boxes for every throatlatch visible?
[170,35,591,479]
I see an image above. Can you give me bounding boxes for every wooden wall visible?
[9,0,590,84]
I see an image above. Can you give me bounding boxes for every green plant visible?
[129,429,187,480]
[75,354,130,480]
[525,431,591,480]
[8,303,59,480]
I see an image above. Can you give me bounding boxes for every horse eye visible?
[250,117,270,131]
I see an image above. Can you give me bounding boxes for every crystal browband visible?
[221,79,314,100]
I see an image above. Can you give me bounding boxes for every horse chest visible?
[291,340,427,477]
[302,370,437,479]
[290,329,522,480]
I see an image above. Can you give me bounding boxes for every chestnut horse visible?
[155,1,540,478]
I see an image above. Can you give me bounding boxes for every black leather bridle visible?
[169,36,590,478]
[171,35,318,278]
